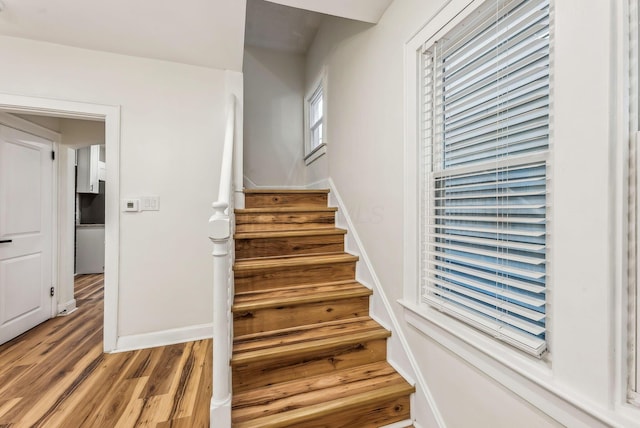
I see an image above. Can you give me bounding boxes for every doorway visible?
[0,94,120,352]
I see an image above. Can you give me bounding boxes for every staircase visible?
[230,189,415,427]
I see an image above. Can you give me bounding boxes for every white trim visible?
[305,178,331,190]
[615,0,634,412]
[243,174,258,189]
[114,323,213,353]
[304,142,327,165]
[401,301,640,427]
[326,178,446,428]
[378,420,414,428]
[243,175,310,190]
[630,0,640,403]
[57,299,78,316]
[56,146,77,317]
[0,93,121,353]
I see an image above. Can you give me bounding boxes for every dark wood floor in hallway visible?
[0,274,212,427]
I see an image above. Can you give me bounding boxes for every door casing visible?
[0,94,120,352]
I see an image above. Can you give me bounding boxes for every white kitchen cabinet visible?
[76,145,105,194]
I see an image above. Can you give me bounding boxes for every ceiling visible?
[244,0,394,55]
[264,0,394,24]
[245,0,324,54]
[0,0,246,71]
[0,0,394,69]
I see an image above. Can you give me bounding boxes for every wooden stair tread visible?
[236,207,337,214]
[233,281,371,311]
[234,253,358,271]
[232,317,389,365]
[232,382,414,428]
[232,361,413,422]
[234,228,346,240]
[244,188,330,194]
[234,316,383,347]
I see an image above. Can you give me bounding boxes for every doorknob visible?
[0,239,12,243]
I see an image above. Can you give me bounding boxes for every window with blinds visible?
[420,0,551,357]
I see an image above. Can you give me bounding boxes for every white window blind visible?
[420,0,551,356]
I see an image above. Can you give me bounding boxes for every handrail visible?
[216,96,236,213]
[209,94,237,427]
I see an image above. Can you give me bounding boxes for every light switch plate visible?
[141,196,160,211]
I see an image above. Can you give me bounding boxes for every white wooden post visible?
[209,201,231,427]
[210,93,237,427]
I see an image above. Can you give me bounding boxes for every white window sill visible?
[397,299,640,427]
[304,143,326,166]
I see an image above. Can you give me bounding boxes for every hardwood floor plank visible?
[140,343,187,398]
[114,378,148,428]
[124,347,163,380]
[0,274,212,427]
[0,398,21,419]
[54,352,138,428]
[168,340,207,419]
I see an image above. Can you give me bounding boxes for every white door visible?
[0,124,54,345]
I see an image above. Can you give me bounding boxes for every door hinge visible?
[51,150,55,160]
[50,287,55,297]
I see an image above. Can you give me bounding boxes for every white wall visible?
[0,35,229,345]
[305,0,639,426]
[243,46,307,187]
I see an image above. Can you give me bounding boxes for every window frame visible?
[304,72,327,165]
[418,0,551,357]
[401,0,553,370]
[630,0,640,406]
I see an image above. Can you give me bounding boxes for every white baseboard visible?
[379,420,414,428]
[57,299,77,316]
[243,175,310,190]
[306,177,330,190]
[243,175,258,189]
[114,323,212,353]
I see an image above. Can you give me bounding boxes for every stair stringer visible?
[306,177,446,428]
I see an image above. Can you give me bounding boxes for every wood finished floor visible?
[0,274,212,428]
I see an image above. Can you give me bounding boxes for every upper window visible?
[309,86,323,151]
[420,0,551,357]
[304,78,327,165]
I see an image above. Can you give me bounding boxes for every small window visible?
[309,87,323,151]
[304,78,326,165]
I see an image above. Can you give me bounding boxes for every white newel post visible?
[210,201,231,427]
[211,79,241,427]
